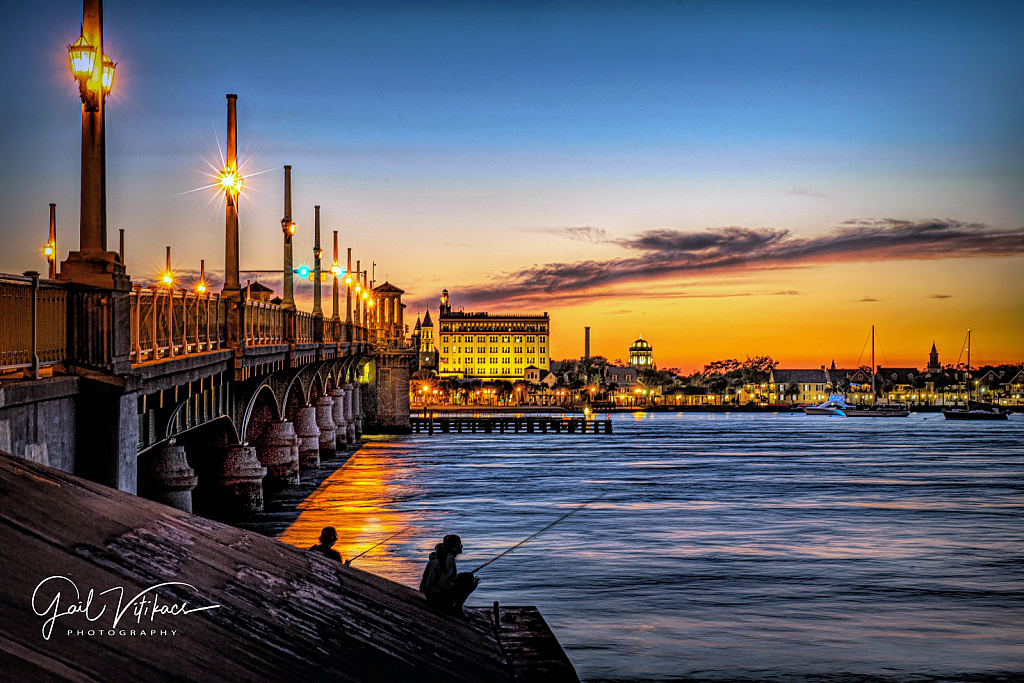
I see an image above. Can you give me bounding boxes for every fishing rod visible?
[470,492,607,574]
[345,527,411,566]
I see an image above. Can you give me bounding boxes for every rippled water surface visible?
[277,412,1024,682]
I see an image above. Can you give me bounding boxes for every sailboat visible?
[942,329,1009,421]
[804,326,909,417]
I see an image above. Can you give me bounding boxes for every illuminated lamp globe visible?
[101,54,116,94]
[219,168,242,193]
[67,35,96,80]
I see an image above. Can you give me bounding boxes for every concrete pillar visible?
[353,383,363,438]
[343,383,356,444]
[315,394,336,457]
[293,405,320,469]
[137,441,197,513]
[331,386,348,447]
[193,444,266,519]
[76,388,139,493]
[254,420,300,488]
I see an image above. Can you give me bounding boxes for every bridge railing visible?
[0,273,68,375]
[243,299,285,346]
[130,286,226,362]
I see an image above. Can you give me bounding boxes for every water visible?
[275,412,1024,682]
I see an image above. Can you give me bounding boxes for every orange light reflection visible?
[277,446,426,587]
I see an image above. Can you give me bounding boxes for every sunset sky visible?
[2,1,1022,371]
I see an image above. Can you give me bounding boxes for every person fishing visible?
[419,534,479,617]
[309,526,343,562]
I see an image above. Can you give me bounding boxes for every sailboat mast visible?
[871,325,876,404]
[966,328,971,403]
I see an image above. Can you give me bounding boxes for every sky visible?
[2,0,1022,372]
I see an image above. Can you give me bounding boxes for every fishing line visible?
[470,492,607,574]
[346,527,411,565]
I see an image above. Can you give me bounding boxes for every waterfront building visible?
[435,289,550,379]
[628,335,654,369]
[767,368,832,404]
[604,364,638,386]
[245,281,276,303]
[411,311,437,373]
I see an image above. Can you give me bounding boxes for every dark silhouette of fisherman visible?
[420,534,479,616]
[309,526,343,562]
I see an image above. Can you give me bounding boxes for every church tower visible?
[419,311,437,371]
[927,342,941,373]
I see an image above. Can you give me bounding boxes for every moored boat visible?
[942,400,1009,421]
[941,330,1010,421]
[804,395,909,417]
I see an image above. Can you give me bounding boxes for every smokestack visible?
[585,327,591,360]
[118,229,124,264]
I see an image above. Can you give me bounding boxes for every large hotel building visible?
[434,289,550,379]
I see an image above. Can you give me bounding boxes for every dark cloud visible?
[858,297,880,302]
[930,294,952,299]
[774,290,802,295]
[452,219,1024,306]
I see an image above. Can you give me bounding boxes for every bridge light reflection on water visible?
[277,442,427,584]
[272,413,1023,681]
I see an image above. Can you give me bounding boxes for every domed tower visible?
[440,289,451,317]
[629,335,654,369]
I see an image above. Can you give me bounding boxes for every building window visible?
[442,336,448,342]
[502,336,510,343]
[527,347,535,353]
[442,346,448,353]
[490,336,498,343]
[490,347,498,353]
[540,347,546,353]
[490,358,498,364]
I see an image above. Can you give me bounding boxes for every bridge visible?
[1,89,416,520]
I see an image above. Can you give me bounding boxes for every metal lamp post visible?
[281,165,296,311]
[60,0,128,290]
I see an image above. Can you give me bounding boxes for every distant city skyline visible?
[2,0,1022,370]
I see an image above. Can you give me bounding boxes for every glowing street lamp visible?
[219,168,243,194]
[44,203,57,278]
[67,34,97,83]
[60,0,127,289]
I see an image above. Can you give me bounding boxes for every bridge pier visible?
[293,405,321,469]
[315,394,337,457]
[254,420,300,488]
[192,444,267,518]
[137,441,197,512]
[353,384,364,438]
[331,386,349,448]
[343,383,356,444]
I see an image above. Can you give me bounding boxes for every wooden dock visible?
[411,416,613,435]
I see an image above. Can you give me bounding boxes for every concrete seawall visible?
[0,450,578,682]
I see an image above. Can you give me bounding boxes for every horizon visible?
[3,1,1022,371]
